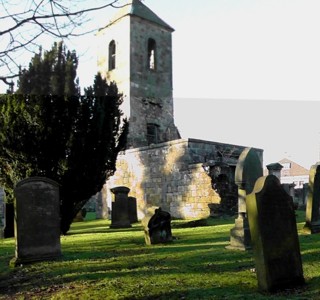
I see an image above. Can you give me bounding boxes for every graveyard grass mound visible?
[0,211,319,300]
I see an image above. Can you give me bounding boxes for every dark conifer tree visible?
[17,41,80,96]
[0,44,128,234]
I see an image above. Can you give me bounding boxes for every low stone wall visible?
[106,138,262,220]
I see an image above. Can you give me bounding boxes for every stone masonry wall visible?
[106,138,261,220]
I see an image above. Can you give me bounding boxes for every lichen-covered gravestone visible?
[142,207,173,245]
[247,175,305,292]
[0,188,5,238]
[303,162,320,234]
[10,177,61,267]
[228,147,263,250]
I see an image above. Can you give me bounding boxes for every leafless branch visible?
[0,0,126,88]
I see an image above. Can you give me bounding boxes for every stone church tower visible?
[97,0,180,148]
[95,0,264,222]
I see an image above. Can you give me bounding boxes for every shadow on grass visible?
[1,213,316,300]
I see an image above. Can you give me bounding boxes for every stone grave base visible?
[226,217,251,251]
[10,253,62,268]
[303,220,320,234]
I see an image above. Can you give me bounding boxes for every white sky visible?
[144,0,320,169]
[3,0,320,169]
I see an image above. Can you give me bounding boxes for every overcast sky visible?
[3,0,320,169]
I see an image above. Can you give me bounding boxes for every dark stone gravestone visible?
[247,175,305,292]
[303,162,320,234]
[128,196,138,223]
[302,183,308,206]
[96,185,109,220]
[142,207,173,245]
[282,183,297,209]
[10,177,61,267]
[73,210,84,222]
[0,188,5,238]
[110,186,131,228]
[227,147,263,250]
[4,203,14,238]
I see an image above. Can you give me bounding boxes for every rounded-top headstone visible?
[235,147,263,194]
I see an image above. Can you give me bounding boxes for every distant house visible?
[279,158,309,189]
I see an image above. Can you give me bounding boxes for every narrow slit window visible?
[147,123,159,145]
[109,40,116,71]
[148,38,156,70]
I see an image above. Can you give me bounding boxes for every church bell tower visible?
[97,0,180,148]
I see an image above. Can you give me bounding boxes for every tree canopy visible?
[0,42,128,234]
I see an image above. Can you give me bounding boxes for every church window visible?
[148,38,156,70]
[147,123,159,145]
[109,40,116,70]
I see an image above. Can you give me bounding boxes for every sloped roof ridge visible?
[107,0,174,31]
[279,157,309,176]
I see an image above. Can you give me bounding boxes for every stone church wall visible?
[106,138,260,220]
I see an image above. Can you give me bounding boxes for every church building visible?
[96,0,263,219]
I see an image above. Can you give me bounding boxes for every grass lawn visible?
[0,210,320,299]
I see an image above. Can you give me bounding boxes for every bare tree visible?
[0,0,125,89]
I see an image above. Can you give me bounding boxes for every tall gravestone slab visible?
[0,188,5,238]
[128,196,138,223]
[227,147,263,250]
[10,177,61,267]
[4,203,14,238]
[303,162,320,234]
[110,186,131,228]
[247,175,304,292]
[302,183,308,206]
[96,184,109,220]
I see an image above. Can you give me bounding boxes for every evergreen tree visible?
[17,42,80,96]
[0,43,128,234]
[60,74,128,233]
[0,95,34,202]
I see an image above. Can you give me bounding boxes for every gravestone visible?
[10,177,61,267]
[73,210,84,222]
[282,183,296,208]
[110,186,131,228]
[247,175,305,292]
[266,162,283,180]
[303,162,320,234]
[227,147,263,250]
[128,196,138,223]
[96,184,109,220]
[0,188,5,238]
[4,203,14,238]
[302,183,308,206]
[142,207,172,245]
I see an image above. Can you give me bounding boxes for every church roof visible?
[108,0,174,31]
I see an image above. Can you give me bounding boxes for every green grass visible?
[0,210,319,299]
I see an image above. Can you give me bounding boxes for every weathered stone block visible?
[142,207,173,245]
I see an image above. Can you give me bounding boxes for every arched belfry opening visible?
[108,40,116,71]
[147,38,156,70]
